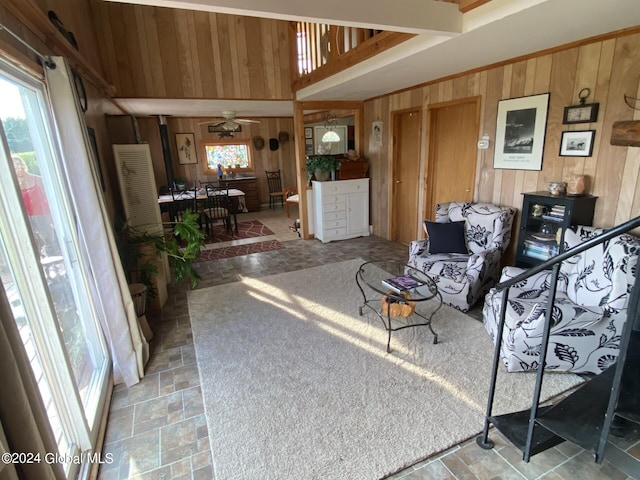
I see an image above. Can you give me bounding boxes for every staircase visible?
[476,216,640,478]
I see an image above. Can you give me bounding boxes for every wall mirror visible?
[303,109,355,156]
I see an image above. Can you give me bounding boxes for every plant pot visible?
[314,168,331,181]
[137,242,168,313]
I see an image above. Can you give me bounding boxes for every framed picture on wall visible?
[493,93,550,170]
[305,127,313,139]
[372,121,383,146]
[305,138,314,155]
[559,130,595,157]
[175,133,197,164]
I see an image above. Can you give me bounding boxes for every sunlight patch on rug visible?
[188,259,583,479]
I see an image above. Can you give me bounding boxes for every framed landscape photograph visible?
[559,130,595,157]
[175,133,197,164]
[493,93,550,170]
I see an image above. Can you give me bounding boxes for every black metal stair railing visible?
[476,215,640,466]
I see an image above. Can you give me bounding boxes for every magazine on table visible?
[381,274,426,293]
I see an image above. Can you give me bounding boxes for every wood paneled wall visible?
[365,30,640,257]
[0,0,125,220]
[135,117,297,206]
[91,2,293,100]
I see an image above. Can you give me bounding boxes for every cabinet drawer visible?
[323,210,346,222]
[322,201,346,212]
[322,194,345,206]
[323,227,347,238]
[320,180,367,195]
[322,218,347,230]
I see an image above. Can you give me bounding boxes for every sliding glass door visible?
[0,60,109,478]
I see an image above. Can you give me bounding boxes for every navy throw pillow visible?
[424,220,467,254]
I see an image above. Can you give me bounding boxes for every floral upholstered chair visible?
[483,226,640,374]
[408,202,517,312]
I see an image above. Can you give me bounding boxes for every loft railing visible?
[294,23,381,75]
[291,22,414,91]
[477,215,640,474]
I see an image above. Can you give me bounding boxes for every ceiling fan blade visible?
[196,119,224,126]
[235,119,261,124]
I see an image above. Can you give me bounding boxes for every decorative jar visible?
[548,181,567,196]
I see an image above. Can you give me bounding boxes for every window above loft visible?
[201,139,253,174]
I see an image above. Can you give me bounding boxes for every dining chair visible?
[202,184,232,235]
[283,185,299,218]
[170,186,198,223]
[265,170,284,210]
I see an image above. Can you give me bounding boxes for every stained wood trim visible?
[1,0,115,95]
[297,100,364,111]
[0,38,43,79]
[427,96,482,111]
[292,31,414,91]
[459,0,491,13]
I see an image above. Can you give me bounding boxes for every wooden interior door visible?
[391,109,421,244]
[425,99,479,219]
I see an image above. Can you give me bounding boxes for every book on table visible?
[382,274,426,293]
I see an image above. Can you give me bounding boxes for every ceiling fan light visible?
[322,130,340,143]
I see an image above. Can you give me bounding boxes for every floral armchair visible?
[408,202,517,312]
[483,226,640,374]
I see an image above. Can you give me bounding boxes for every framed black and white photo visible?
[493,93,550,170]
[175,133,197,164]
[559,130,595,157]
[372,121,383,146]
[305,127,313,139]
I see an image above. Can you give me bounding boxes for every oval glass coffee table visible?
[356,260,442,353]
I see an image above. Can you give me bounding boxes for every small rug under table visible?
[204,219,274,244]
[195,240,284,262]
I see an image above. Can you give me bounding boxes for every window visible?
[202,139,253,174]
[296,28,311,75]
[0,58,109,479]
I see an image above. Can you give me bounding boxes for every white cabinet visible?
[313,179,370,243]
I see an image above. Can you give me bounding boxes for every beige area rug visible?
[188,259,583,480]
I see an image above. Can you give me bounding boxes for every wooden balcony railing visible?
[291,22,414,92]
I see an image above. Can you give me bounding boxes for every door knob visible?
[396,180,402,184]
[465,188,471,192]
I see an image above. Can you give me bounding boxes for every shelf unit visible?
[478,271,640,478]
[516,191,597,268]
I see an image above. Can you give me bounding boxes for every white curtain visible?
[44,57,148,386]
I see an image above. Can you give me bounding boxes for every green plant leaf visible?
[115,208,206,291]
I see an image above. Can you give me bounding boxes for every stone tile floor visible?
[98,210,639,479]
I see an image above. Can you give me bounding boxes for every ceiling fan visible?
[198,111,260,131]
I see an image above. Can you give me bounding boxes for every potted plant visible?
[173,176,188,191]
[116,209,206,302]
[306,155,341,182]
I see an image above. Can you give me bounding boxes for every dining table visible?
[158,188,247,233]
